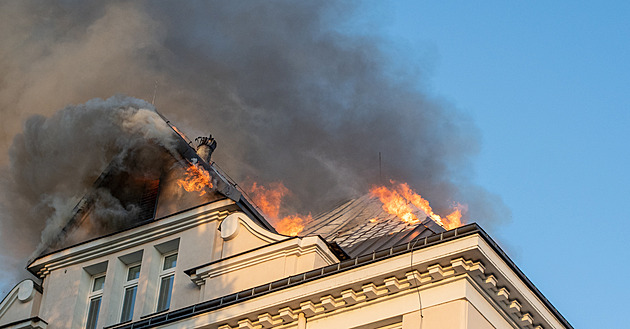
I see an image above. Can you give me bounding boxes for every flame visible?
[248,182,288,218]
[246,181,310,236]
[170,124,191,142]
[370,185,420,225]
[275,214,313,237]
[370,181,465,230]
[177,163,213,196]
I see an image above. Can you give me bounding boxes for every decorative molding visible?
[230,213,288,244]
[0,288,18,321]
[0,280,40,321]
[30,202,234,278]
[0,317,48,329]
[188,240,337,286]
[216,256,548,329]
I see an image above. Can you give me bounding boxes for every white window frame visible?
[119,263,141,323]
[156,251,177,312]
[85,274,105,329]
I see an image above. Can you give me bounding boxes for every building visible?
[0,117,572,329]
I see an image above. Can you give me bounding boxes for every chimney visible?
[195,136,217,163]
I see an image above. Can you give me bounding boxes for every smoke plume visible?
[0,1,509,294]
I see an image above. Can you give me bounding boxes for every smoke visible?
[0,95,177,292]
[0,1,510,294]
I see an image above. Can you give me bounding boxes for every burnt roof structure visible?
[302,194,445,257]
[37,112,275,258]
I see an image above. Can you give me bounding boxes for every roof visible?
[33,111,275,259]
[302,194,445,257]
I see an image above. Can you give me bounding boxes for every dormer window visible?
[156,253,177,312]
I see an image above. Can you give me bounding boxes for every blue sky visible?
[368,1,630,327]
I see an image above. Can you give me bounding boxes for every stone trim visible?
[189,241,337,286]
[217,255,545,329]
[106,227,567,329]
[30,201,234,278]
[0,317,48,329]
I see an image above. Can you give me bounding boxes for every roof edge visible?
[106,223,572,329]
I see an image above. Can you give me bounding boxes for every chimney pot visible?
[195,135,217,163]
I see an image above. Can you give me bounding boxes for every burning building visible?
[0,105,572,329]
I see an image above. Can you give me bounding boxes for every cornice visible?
[29,199,236,278]
[0,317,48,329]
[218,254,545,329]
[106,226,569,329]
[188,239,338,286]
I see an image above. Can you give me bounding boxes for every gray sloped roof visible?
[303,194,445,258]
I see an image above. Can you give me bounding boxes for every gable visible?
[0,280,44,328]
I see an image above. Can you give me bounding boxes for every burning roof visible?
[36,112,276,256]
[24,99,465,262]
[302,194,446,257]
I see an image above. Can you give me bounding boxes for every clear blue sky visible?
[365,1,629,328]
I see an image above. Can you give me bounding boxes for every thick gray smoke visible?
[0,1,509,294]
[0,96,178,292]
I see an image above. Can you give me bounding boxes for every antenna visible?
[151,80,159,105]
[379,152,382,185]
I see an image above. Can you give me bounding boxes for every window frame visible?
[85,273,106,329]
[156,251,177,312]
[119,263,141,323]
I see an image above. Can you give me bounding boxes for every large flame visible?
[246,182,311,236]
[370,181,465,230]
[177,162,213,196]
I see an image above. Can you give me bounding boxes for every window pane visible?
[86,297,101,329]
[120,285,137,322]
[92,276,105,292]
[156,275,174,312]
[163,254,177,270]
[127,265,141,281]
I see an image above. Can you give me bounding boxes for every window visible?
[156,253,177,312]
[86,274,105,329]
[120,264,141,322]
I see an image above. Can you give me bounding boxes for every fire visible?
[246,182,311,236]
[170,124,191,142]
[177,162,213,196]
[370,181,465,230]
[248,182,288,218]
[275,214,312,237]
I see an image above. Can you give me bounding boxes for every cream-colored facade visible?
[0,194,571,329]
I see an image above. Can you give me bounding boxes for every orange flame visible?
[370,181,465,230]
[248,182,288,218]
[370,185,420,225]
[246,182,311,236]
[275,214,312,237]
[170,124,191,142]
[177,163,213,196]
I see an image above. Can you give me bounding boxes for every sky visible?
[371,1,629,328]
[0,1,627,328]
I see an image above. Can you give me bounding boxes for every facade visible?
[0,128,572,329]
